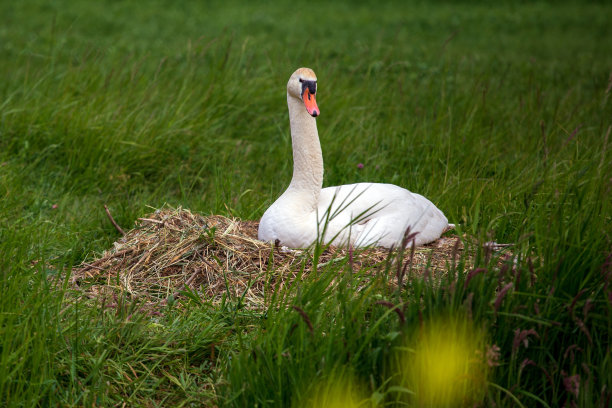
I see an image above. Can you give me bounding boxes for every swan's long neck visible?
[286,93,323,205]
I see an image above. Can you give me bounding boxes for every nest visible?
[72,207,469,309]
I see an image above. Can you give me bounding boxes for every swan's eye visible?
[299,78,303,83]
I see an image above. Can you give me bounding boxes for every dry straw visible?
[72,207,470,309]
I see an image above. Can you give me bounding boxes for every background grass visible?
[1,0,611,406]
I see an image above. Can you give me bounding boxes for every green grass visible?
[1,0,611,406]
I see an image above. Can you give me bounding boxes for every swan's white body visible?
[258,68,450,248]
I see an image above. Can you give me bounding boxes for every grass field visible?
[1,0,611,406]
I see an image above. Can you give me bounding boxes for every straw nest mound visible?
[72,207,470,309]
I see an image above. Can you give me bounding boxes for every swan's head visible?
[287,67,319,117]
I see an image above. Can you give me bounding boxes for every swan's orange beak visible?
[302,88,319,117]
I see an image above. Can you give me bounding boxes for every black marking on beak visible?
[300,79,317,98]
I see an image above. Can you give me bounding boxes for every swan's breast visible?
[258,192,319,247]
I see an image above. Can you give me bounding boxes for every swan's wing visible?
[318,183,448,247]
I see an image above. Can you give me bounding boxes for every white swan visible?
[258,68,451,248]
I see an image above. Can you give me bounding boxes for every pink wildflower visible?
[512,328,540,353]
[486,344,501,367]
[562,372,580,398]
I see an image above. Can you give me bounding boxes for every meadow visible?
[1,0,611,406]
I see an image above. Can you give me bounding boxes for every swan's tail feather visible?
[443,223,456,233]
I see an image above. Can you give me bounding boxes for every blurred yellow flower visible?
[401,316,489,406]
[299,369,372,408]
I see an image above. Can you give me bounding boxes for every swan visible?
[258,67,451,248]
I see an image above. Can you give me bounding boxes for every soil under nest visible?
[72,207,475,309]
